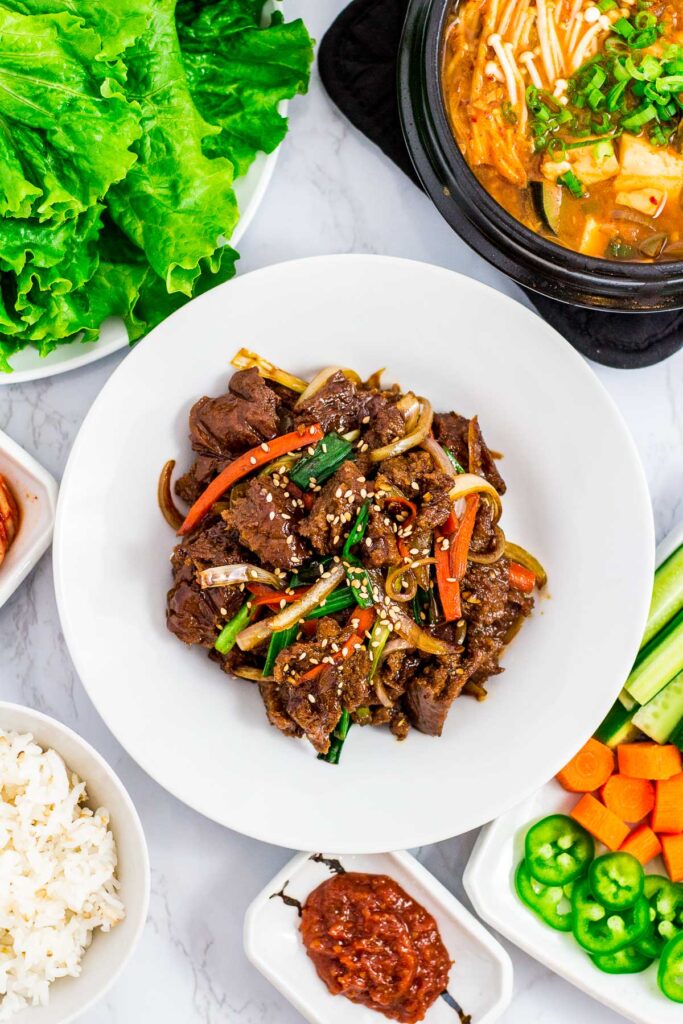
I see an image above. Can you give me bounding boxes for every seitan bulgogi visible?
[160,349,547,763]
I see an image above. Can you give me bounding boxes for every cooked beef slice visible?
[167,518,245,646]
[433,411,506,494]
[166,580,235,647]
[225,477,308,570]
[368,705,412,740]
[375,649,422,703]
[294,371,369,435]
[362,393,406,450]
[470,497,498,553]
[461,560,511,628]
[188,368,280,457]
[175,454,229,505]
[284,668,342,753]
[405,657,467,736]
[298,460,368,554]
[362,508,401,568]
[259,681,302,739]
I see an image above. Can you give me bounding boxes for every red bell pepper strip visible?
[508,561,537,593]
[178,424,325,535]
[450,494,480,582]
[247,583,311,609]
[299,608,375,682]
[435,533,461,621]
[382,496,418,561]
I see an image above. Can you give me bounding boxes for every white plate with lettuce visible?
[0,0,313,384]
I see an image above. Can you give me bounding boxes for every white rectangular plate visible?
[0,429,58,610]
[244,850,513,1024]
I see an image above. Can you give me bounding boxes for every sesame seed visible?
[269,511,276,520]
[362,416,370,424]
[335,488,343,498]
[261,443,270,452]
[411,482,419,491]
[266,493,273,503]
[308,693,316,704]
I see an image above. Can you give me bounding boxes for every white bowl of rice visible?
[0,702,150,1023]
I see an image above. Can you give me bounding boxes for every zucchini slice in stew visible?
[532,182,563,235]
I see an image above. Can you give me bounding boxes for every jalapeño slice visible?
[659,932,683,1002]
[515,860,574,932]
[525,814,594,886]
[572,877,650,955]
[636,876,683,959]
[589,852,645,911]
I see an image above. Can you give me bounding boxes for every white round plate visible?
[3,148,280,385]
[53,255,654,852]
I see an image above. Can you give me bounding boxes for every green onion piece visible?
[342,500,371,559]
[288,432,353,489]
[318,710,351,765]
[305,585,356,619]
[444,447,466,473]
[631,28,659,48]
[215,603,253,655]
[613,17,636,39]
[641,55,663,80]
[621,102,657,129]
[635,10,657,28]
[557,170,586,198]
[344,559,374,608]
[501,100,518,124]
[262,624,299,676]
[598,0,617,11]
[656,75,683,92]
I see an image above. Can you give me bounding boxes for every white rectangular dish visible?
[0,429,58,610]
[463,520,683,1024]
[244,849,513,1024]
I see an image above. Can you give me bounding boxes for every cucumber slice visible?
[619,687,638,712]
[641,543,683,650]
[532,182,563,234]
[632,671,683,743]
[595,700,642,747]
[671,718,683,752]
[626,607,683,705]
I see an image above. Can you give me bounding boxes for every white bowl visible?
[0,702,150,1024]
[0,430,58,611]
[244,849,513,1024]
[53,254,654,852]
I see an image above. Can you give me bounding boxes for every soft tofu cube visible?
[615,188,667,216]
[615,135,683,192]
[541,142,619,186]
[578,217,613,257]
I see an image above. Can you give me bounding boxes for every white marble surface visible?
[1,2,682,1021]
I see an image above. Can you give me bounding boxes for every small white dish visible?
[463,518,683,1024]
[0,430,58,610]
[244,849,513,1024]
[0,702,150,1024]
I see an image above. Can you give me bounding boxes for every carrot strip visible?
[600,774,655,822]
[652,772,683,834]
[556,738,615,793]
[300,608,375,683]
[436,534,461,622]
[617,742,682,781]
[247,583,311,609]
[508,561,537,594]
[570,793,630,851]
[178,424,325,535]
[661,833,683,882]
[450,494,480,581]
[619,824,662,865]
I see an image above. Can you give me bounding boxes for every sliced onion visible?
[365,368,385,389]
[386,558,435,603]
[295,366,362,408]
[369,399,433,462]
[382,602,455,656]
[259,454,300,477]
[342,429,361,442]
[232,665,274,682]
[611,208,657,230]
[373,677,394,708]
[380,638,410,661]
[639,232,668,259]
[421,435,457,478]
[504,541,548,588]
[230,348,307,394]
[198,563,282,590]
[448,473,502,522]
[158,460,184,530]
[396,392,420,432]
[236,563,346,651]
[468,525,507,564]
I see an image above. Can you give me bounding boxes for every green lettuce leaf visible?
[1,0,150,59]
[107,0,238,297]
[0,6,140,218]
[178,2,314,177]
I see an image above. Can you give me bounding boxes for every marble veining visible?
[1,2,682,1021]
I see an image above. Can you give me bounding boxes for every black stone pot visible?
[398,0,683,310]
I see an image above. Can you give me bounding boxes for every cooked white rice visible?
[0,729,125,1020]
